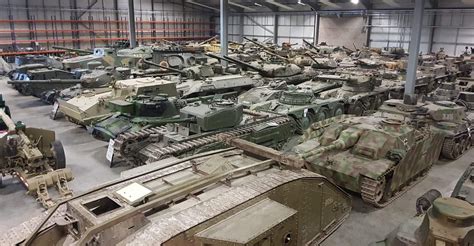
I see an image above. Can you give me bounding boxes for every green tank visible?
[373,163,474,245]
[0,101,73,209]
[111,100,294,167]
[377,99,473,160]
[238,81,288,108]
[1,145,351,246]
[91,95,183,141]
[287,114,444,207]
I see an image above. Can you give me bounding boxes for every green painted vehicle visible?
[288,114,444,207]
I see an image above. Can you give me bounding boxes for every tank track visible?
[441,134,472,160]
[113,111,291,166]
[360,167,431,208]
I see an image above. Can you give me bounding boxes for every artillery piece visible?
[0,99,73,209]
[373,163,474,245]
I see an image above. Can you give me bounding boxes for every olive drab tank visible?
[0,100,73,209]
[287,114,444,207]
[91,95,184,141]
[110,100,295,167]
[373,163,474,246]
[1,146,351,246]
[58,77,178,125]
[377,99,473,160]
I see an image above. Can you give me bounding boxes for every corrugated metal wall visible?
[229,9,474,56]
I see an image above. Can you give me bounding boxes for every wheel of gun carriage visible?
[51,140,66,169]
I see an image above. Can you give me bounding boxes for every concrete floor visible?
[0,77,473,245]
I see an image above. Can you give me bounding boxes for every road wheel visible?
[294,111,315,134]
[347,101,364,116]
[333,104,344,117]
[314,108,329,122]
[441,138,461,160]
[51,140,66,169]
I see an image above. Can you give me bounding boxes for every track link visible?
[360,167,431,208]
[113,110,291,166]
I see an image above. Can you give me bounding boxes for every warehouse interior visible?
[1,0,474,245]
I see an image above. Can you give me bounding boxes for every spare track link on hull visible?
[360,167,431,207]
[114,116,291,165]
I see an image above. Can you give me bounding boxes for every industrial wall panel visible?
[318,16,367,48]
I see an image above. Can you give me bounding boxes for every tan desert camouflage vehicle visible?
[1,146,351,245]
[0,104,73,209]
[58,77,178,125]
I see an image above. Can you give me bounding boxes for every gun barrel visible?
[52,46,93,55]
[198,35,217,45]
[303,39,319,51]
[142,59,185,74]
[7,79,84,85]
[222,55,266,74]
[243,37,276,53]
[0,109,16,132]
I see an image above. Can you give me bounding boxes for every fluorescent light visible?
[254,2,262,6]
[351,0,359,4]
[298,0,306,5]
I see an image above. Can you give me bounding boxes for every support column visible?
[404,0,425,104]
[313,12,319,44]
[239,14,244,43]
[273,14,278,45]
[366,15,372,47]
[220,0,229,65]
[128,0,137,48]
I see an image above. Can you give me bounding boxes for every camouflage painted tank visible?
[428,81,459,101]
[377,99,473,160]
[456,77,474,92]
[111,100,294,167]
[288,114,444,207]
[373,163,474,245]
[318,74,391,115]
[58,77,178,125]
[0,145,351,246]
[0,103,73,209]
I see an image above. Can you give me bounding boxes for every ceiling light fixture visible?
[350,0,359,4]
[298,0,306,5]
[254,2,262,6]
